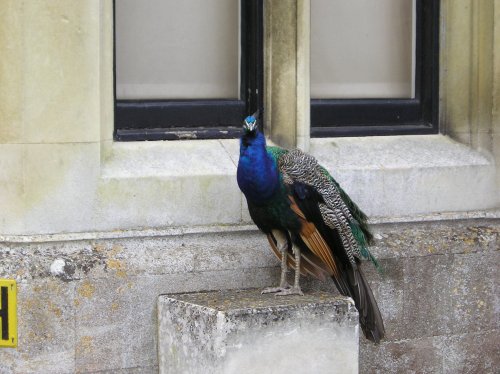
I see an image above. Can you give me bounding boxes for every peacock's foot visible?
[261,284,291,294]
[274,286,304,296]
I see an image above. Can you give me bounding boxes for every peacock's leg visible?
[275,244,303,296]
[262,231,291,294]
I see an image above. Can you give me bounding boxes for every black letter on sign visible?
[0,286,8,341]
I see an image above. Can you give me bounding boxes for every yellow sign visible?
[0,279,17,348]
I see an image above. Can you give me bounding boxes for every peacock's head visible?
[243,111,259,134]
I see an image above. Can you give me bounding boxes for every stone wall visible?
[359,220,499,373]
[0,219,498,373]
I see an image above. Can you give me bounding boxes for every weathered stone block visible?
[441,331,499,373]
[0,279,76,374]
[402,254,454,339]
[158,289,359,374]
[369,221,499,259]
[74,269,280,372]
[449,251,498,334]
[359,336,445,374]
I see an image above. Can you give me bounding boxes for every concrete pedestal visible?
[158,289,359,374]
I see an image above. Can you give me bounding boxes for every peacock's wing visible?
[278,149,379,268]
[287,190,355,296]
[278,149,385,342]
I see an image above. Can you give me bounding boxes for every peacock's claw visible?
[274,286,304,296]
[261,284,291,294]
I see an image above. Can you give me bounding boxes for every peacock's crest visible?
[243,115,258,133]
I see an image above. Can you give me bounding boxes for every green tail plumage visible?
[349,221,381,271]
[320,165,380,270]
[267,145,380,270]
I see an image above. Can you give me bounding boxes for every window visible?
[114,0,263,141]
[310,0,439,136]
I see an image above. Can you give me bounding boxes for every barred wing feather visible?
[277,148,385,342]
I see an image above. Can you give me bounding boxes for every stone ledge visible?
[158,289,359,374]
[310,135,498,217]
[95,134,497,234]
[310,135,492,170]
[0,135,499,234]
[101,139,237,178]
[2,134,497,235]
[1,213,499,243]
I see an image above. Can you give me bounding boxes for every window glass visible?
[311,0,415,99]
[115,0,239,100]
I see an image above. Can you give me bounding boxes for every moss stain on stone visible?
[78,280,95,298]
[76,335,94,356]
[106,258,127,278]
[111,301,120,312]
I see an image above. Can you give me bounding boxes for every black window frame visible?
[311,0,440,137]
[113,0,263,141]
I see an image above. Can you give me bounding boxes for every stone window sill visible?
[97,134,497,234]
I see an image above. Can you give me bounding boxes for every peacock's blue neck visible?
[237,131,280,204]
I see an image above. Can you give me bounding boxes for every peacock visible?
[237,113,385,343]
